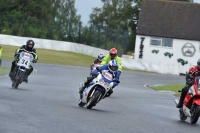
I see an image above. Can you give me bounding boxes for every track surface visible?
[1,61,200,133]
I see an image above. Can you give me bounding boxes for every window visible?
[150,37,161,46]
[150,37,173,47]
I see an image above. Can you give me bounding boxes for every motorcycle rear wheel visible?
[190,105,200,124]
[86,90,102,109]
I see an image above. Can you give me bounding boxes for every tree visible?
[0,0,81,41]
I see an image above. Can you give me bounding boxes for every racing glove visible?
[109,82,114,88]
[109,82,119,89]
[91,72,99,77]
[32,59,37,63]
[186,72,194,85]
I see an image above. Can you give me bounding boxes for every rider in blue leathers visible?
[79,60,120,97]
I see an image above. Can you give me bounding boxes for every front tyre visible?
[86,90,102,109]
[13,78,20,89]
[190,105,200,124]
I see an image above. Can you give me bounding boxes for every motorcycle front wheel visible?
[12,78,20,89]
[86,90,102,109]
[12,70,22,89]
[190,105,200,124]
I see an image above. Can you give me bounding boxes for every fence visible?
[0,15,129,55]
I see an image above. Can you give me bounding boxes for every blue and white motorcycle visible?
[78,67,120,109]
[11,51,34,89]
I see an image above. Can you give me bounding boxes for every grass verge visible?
[0,44,165,73]
[149,84,185,97]
[1,44,96,67]
[0,66,10,76]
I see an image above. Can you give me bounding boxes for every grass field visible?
[1,44,96,67]
[0,66,10,76]
[149,84,185,97]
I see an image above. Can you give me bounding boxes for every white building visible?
[134,0,200,74]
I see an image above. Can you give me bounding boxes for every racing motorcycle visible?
[174,71,200,124]
[11,51,34,89]
[78,67,120,109]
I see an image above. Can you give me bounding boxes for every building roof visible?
[137,0,200,41]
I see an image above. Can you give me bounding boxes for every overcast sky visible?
[75,0,103,24]
[75,0,200,24]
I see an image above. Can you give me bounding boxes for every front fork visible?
[13,68,26,82]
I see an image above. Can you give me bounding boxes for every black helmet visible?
[197,58,200,69]
[26,40,35,51]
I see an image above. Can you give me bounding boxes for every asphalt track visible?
[1,61,200,133]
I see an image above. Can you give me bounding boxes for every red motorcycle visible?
[175,71,200,124]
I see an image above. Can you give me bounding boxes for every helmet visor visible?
[28,44,33,48]
[98,55,104,60]
[110,65,118,72]
[198,62,200,69]
[110,53,116,58]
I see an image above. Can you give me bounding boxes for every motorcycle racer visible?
[79,60,120,97]
[9,40,38,83]
[176,58,200,108]
[90,53,105,72]
[101,48,122,74]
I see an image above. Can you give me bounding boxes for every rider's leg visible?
[24,66,33,83]
[176,84,191,108]
[26,66,33,76]
[79,77,93,94]
[9,61,16,77]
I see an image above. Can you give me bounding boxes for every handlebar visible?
[113,80,120,83]
[189,70,200,76]
[96,66,102,74]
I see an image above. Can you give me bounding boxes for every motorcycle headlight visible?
[104,82,110,88]
[99,78,105,84]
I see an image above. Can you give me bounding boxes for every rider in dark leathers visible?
[90,53,104,72]
[9,40,38,83]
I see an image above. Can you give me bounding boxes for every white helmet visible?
[108,60,118,72]
[98,53,105,61]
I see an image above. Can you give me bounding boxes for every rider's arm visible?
[30,49,38,61]
[115,56,122,72]
[100,55,109,66]
[185,67,197,85]
[112,71,120,87]
[15,46,26,56]
[91,65,107,75]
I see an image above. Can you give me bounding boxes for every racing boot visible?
[176,91,187,108]
[23,71,29,83]
[9,71,13,78]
